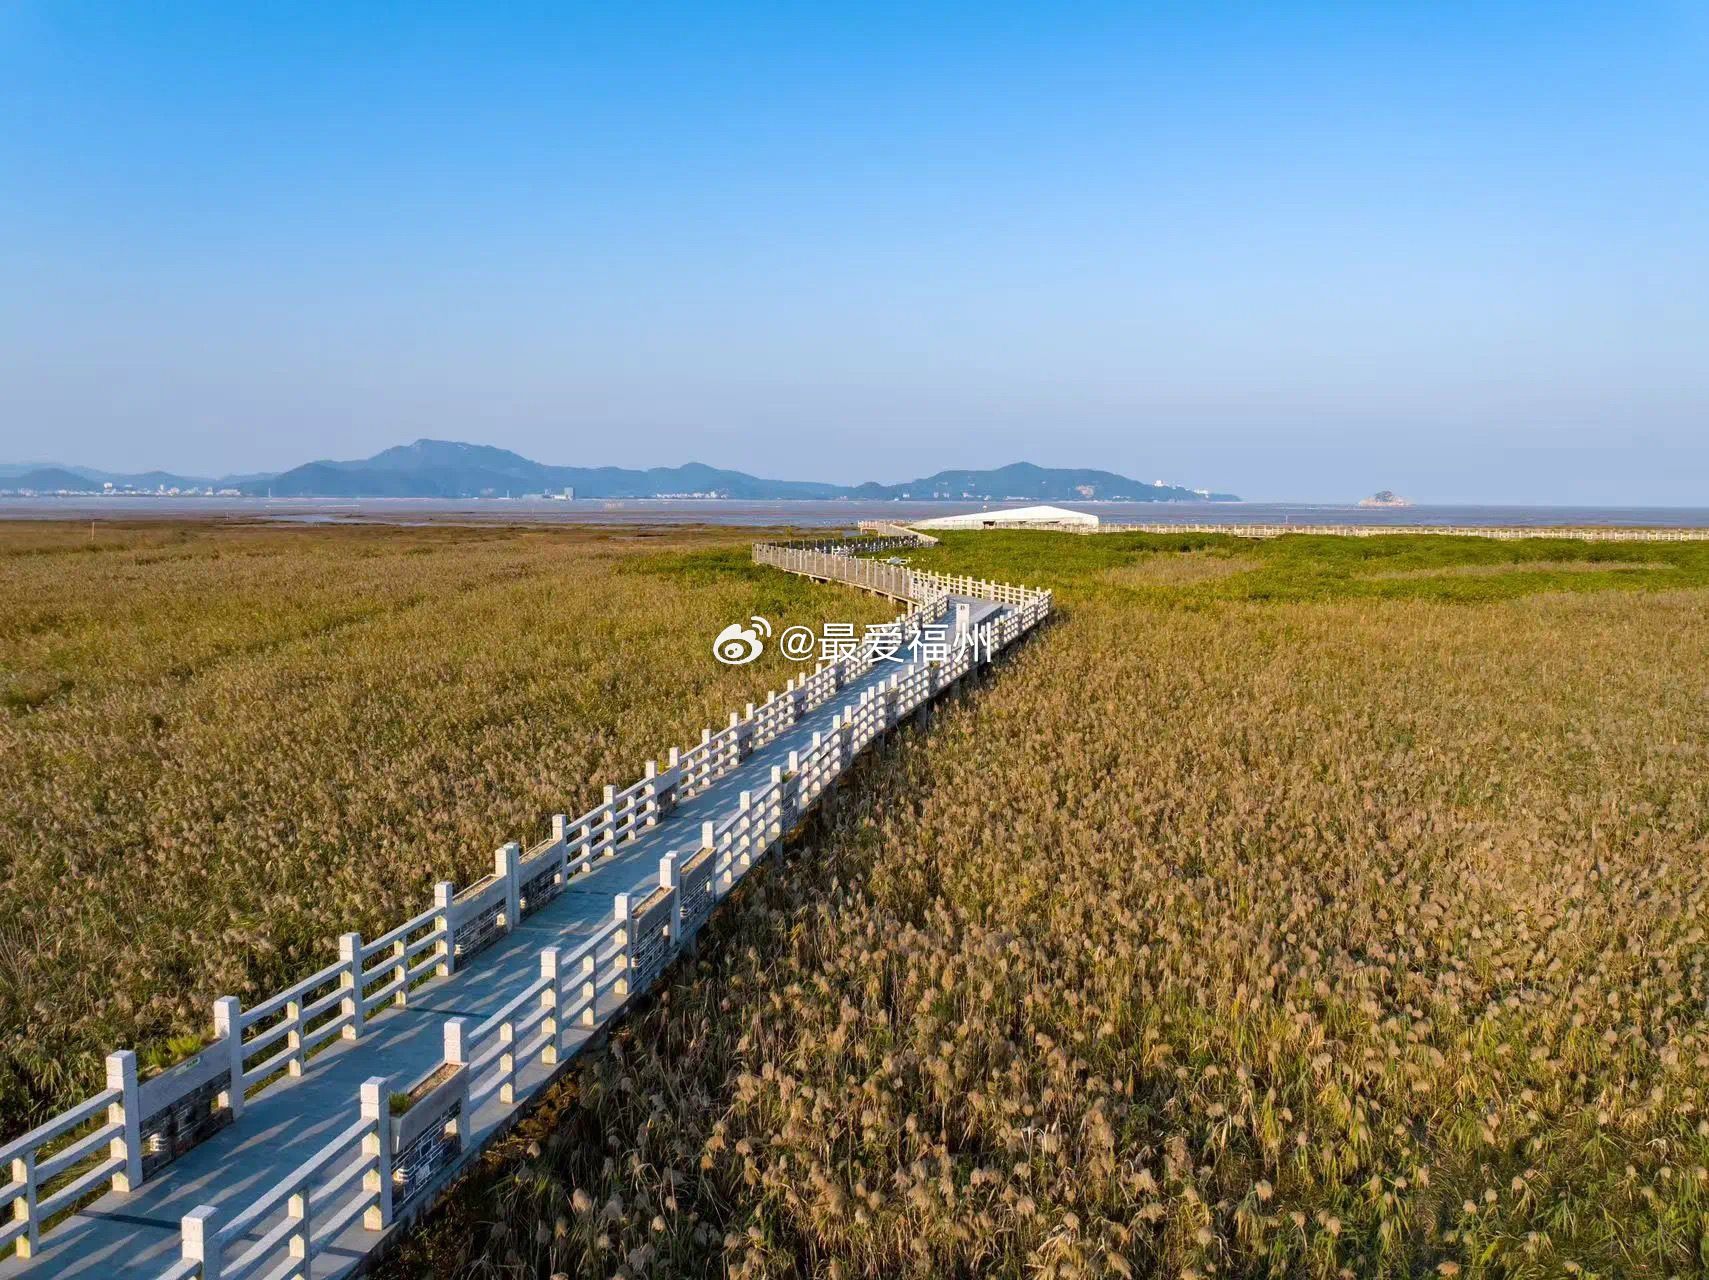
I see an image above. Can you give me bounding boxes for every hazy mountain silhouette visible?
[2,439,1238,501]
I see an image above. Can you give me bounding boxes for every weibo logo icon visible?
[712,616,771,665]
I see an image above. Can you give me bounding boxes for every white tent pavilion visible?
[911,504,1098,531]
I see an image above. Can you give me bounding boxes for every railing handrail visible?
[0,1086,120,1168]
[239,956,347,1029]
[358,904,441,964]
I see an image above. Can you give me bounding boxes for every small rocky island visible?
[1358,489,1414,508]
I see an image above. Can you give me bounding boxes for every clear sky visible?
[2,2,1705,503]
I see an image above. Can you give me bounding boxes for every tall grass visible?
[0,521,892,1136]
[382,531,1709,1279]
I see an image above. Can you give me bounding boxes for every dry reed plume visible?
[0,521,891,1135]
[384,532,1709,1279]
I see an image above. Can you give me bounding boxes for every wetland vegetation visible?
[382,530,1709,1278]
[8,521,1709,1276]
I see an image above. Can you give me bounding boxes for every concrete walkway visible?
[3,594,1008,1280]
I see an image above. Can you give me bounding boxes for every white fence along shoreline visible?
[2,534,1052,1280]
[1092,521,1709,541]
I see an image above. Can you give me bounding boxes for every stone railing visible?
[752,543,918,601]
[1,1054,142,1261]
[752,541,1051,614]
[761,533,928,555]
[14,535,1051,1280]
[154,1075,403,1280]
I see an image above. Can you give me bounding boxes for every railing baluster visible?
[286,1180,310,1276]
[499,1015,517,1105]
[360,1077,392,1231]
[286,997,304,1077]
[108,1049,141,1193]
[339,933,364,1039]
[11,1148,38,1258]
[541,946,564,1064]
[433,881,456,977]
[214,995,244,1119]
[182,1204,220,1279]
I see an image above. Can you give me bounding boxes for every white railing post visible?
[444,1019,468,1070]
[660,855,682,945]
[643,760,659,826]
[213,995,245,1120]
[540,946,564,1064]
[285,992,305,1078]
[107,1049,141,1193]
[551,813,569,886]
[444,1017,477,1119]
[737,791,754,872]
[600,784,617,851]
[182,1204,221,1280]
[498,1013,518,1106]
[612,894,633,998]
[451,1053,472,1148]
[287,1180,310,1270]
[433,881,456,977]
[360,1077,393,1230]
[579,950,599,1026]
[11,1148,38,1257]
[339,932,365,1040]
[389,929,408,1009]
[497,841,521,932]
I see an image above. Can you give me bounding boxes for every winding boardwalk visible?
[2,541,1042,1280]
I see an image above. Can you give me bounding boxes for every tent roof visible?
[912,504,1098,530]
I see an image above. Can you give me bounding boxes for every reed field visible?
[0,520,893,1138]
[381,531,1709,1280]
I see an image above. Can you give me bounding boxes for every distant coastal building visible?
[912,504,1098,531]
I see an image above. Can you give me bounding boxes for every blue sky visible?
[1,2,1705,502]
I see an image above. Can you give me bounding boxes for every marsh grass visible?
[1360,560,1662,581]
[0,521,891,1137]
[381,531,1709,1279]
[1101,552,1264,587]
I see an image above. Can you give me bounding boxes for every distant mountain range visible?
[0,440,1239,502]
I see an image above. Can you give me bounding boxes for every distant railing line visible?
[1093,522,1709,542]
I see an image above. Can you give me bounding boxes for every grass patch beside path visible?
[903,528,1709,608]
